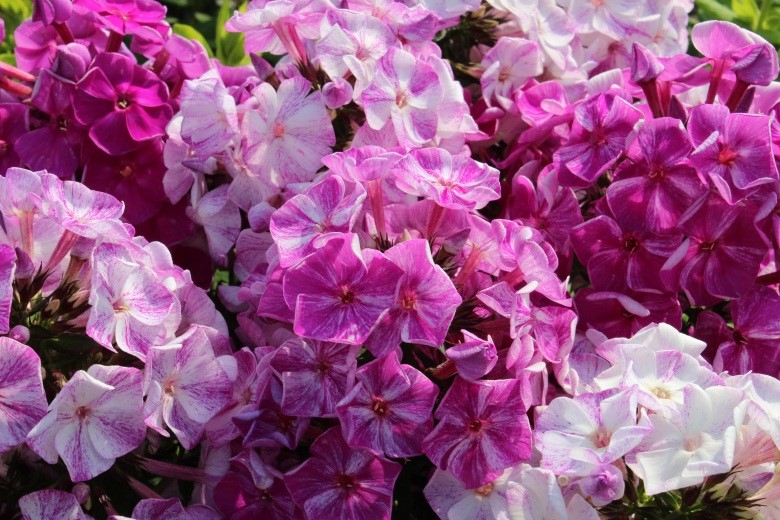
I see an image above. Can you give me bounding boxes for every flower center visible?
[699,240,717,252]
[684,434,702,452]
[474,483,494,497]
[57,116,68,132]
[338,288,355,304]
[76,406,90,420]
[651,386,672,399]
[164,380,176,396]
[395,91,409,108]
[648,165,665,180]
[371,397,388,416]
[273,121,286,138]
[336,474,358,490]
[718,146,738,166]
[468,419,484,433]
[591,427,611,449]
[733,330,749,345]
[624,235,640,252]
[400,292,417,310]
[116,97,130,110]
[120,165,133,178]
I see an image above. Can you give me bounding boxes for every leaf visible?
[215,0,250,66]
[172,23,215,57]
[695,0,738,20]
[0,53,15,66]
[731,0,760,23]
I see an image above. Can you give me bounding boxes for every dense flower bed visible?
[0,0,779,518]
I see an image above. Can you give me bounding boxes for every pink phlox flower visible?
[142,325,233,449]
[87,242,178,360]
[608,117,707,234]
[423,466,520,520]
[163,114,218,205]
[205,348,261,446]
[179,69,240,160]
[186,185,241,266]
[359,47,443,147]
[394,147,501,212]
[19,490,89,520]
[480,37,543,110]
[0,338,47,453]
[336,353,438,457]
[0,244,15,334]
[689,104,778,203]
[282,233,403,344]
[363,238,462,356]
[26,365,146,482]
[535,386,652,477]
[270,176,367,268]
[446,330,498,382]
[77,0,167,36]
[422,378,532,488]
[270,337,359,418]
[574,288,682,339]
[283,427,401,520]
[130,498,222,520]
[554,92,642,187]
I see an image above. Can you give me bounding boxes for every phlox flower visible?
[359,47,442,147]
[270,176,367,268]
[238,76,335,209]
[87,243,178,361]
[26,365,146,482]
[179,69,240,160]
[72,52,172,155]
[423,378,532,488]
[128,498,221,520]
[423,466,517,520]
[19,490,88,520]
[627,384,748,495]
[535,387,652,477]
[270,337,359,418]
[363,238,462,356]
[446,331,498,382]
[394,148,501,212]
[205,348,261,446]
[336,353,438,458]
[504,465,569,520]
[0,338,47,453]
[283,427,401,520]
[0,244,15,334]
[480,37,543,110]
[186,185,241,265]
[143,325,234,449]
[282,233,402,345]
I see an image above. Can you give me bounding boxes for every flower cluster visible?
[0,0,779,518]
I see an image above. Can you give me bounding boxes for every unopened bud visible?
[8,325,30,344]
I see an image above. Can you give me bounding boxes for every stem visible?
[639,80,663,118]
[426,204,445,239]
[431,359,457,379]
[0,76,33,98]
[45,230,78,273]
[725,79,749,112]
[367,179,387,237]
[0,62,35,83]
[705,59,726,105]
[151,49,171,76]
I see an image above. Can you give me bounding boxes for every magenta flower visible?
[214,450,299,520]
[82,139,167,225]
[554,92,642,187]
[283,427,402,520]
[663,192,766,306]
[364,238,462,356]
[0,244,15,335]
[19,490,88,520]
[608,117,707,233]
[422,378,532,488]
[0,338,47,453]
[270,176,367,268]
[394,148,501,211]
[238,77,335,208]
[73,52,173,155]
[32,0,73,25]
[130,498,221,520]
[282,234,403,345]
[270,338,360,418]
[359,47,442,147]
[689,104,778,203]
[575,288,682,339]
[87,243,177,360]
[570,214,682,294]
[143,325,233,449]
[708,285,780,376]
[336,354,438,458]
[26,365,145,482]
[445,331,498,382]
[480,37,543,110]
[205,348,260,446]
[0,103,29,172]
[79,0,167,36]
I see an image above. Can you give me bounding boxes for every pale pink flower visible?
[19,490,89,520]
[0,338,47,453]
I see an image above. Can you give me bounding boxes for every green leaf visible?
[696,0,738,20]
[172,23,215,57]
[731,0,760,23]
[215,0,250,66]
[0,53,16,66]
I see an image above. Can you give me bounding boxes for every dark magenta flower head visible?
[336,353,438,458]
[422,378,532,488]
[283,427,401,520]
[78,0,167,36]
[608,117,707,233]
[731,43,780,87]
[32,0,73,25]
[73,52,173,155]
[574,288,682,339]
